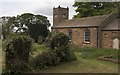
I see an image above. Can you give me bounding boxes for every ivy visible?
[5,36,32,73]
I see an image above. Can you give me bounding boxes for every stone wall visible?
[53,6,69,26]
[52,27,98,48]
[101,31,120,49]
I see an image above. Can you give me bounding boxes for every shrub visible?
[5,36,32,73]
[31,50,60,70]
[50,33,69,49]
[31,33,77,70]
[50,32,77,62]
[54,46,77,62]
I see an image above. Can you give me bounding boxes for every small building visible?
[51,6,120,49]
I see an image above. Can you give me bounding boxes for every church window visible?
[84,30,90,43]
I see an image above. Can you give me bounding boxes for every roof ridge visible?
[65,14,110,22]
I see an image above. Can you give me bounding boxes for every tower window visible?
[84,30,90,43]
[62,14,66,18]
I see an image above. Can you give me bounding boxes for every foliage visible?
[73,2,119,18]
[31,33,77,70]
[38,53,118,73]
[54,46,77,62]
[15,13,50,42]
[2,17,15,39]
[50,33,69,49]
[2,13,50,43]
[31,44,49,53]
[50,32,77,62]
[5,36,32,73]
[31,50,60,70]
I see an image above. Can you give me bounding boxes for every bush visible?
[55,46,77,62]
[31,50,60,70]
[50,33,69,49]
[31,33,77,70]
[5,36,32,73]
[50,32,77,62]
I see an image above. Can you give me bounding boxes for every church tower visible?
[53,5,69,26]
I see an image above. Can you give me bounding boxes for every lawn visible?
[1,42,119,73]
[38,52,118,73]
[31,44,119,73]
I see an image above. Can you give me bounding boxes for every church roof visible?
[102,18,120,30]
[52,14,120,30]
[52,14,110,28]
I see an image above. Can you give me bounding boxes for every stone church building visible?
[51,6,120,49]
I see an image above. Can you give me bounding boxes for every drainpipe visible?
[97,27,99,48]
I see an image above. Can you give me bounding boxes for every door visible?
[113,38,119,49]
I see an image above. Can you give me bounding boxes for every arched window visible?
[84,29,90,43]
[68,29,72,41]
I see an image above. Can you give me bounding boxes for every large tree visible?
[73,2,119,18]
[14,13,50,42]
[2,17,15,42]
[3,13,50,42]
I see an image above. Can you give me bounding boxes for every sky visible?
[0,0,119,29]
[0,0,76,29]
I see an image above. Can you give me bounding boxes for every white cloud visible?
[0,0,74,2]
[0,0,76,28]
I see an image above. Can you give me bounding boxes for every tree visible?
[73,2,119,18]
[2,17,15,42]
[9,13,50,42]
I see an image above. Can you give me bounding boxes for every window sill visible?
[84,42,90,44]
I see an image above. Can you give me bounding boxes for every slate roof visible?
[52,14,110,28]
[52,14,120,30]
[102,18,120,30]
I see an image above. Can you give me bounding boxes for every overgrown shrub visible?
[31,33,77,70]
[50,33,77,62]
[50,33,69,49]
[54,46,77,62]
[31,50,60,70]
[5,36,32,73]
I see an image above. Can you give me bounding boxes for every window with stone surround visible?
[84,30,90,43]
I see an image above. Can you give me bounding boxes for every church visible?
[51,6,120,49]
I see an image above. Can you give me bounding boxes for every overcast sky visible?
[0,0,77,28]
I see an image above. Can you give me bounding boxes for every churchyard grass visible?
[1,43,119,73]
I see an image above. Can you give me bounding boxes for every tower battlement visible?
[53,5,69,26]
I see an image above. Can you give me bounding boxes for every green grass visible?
[36,45,119,73]
[38,52,118,73]
[70,45,119,59]
[32,43,49,52]
[2,42,119,73]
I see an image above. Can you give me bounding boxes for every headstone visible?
[38,36,43,44]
